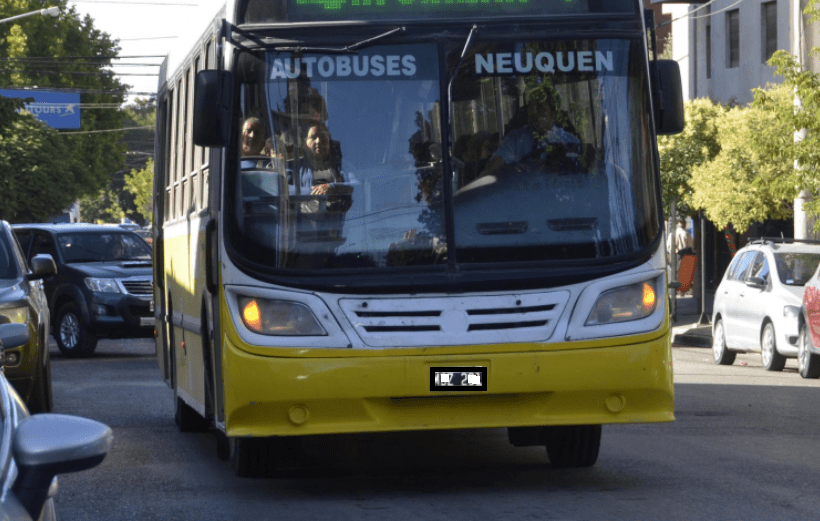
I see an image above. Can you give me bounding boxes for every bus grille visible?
[339,292,569,347]
[120,278,153,296]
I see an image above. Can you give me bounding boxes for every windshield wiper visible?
[275,27,406,55]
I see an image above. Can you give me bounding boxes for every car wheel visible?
[760,322,786,372]
[27,352,54,413]
[712,319,736,365]
[55,302,98,358]
[798,326,820,379]
[544,424,601,468]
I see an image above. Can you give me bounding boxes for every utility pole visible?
[793,1,810,239]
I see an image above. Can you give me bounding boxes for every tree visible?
[0,0,129,222]
[79,188,120,224]
[766,1,820,230]
[688,85,794,232]
[657,98,723,220]
[124,158,153,224]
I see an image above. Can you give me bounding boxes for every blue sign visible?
[0,89,80,129]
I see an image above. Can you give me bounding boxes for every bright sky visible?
[66,0,224,101]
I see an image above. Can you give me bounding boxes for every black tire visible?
[55,302,97,358]
[760,322,786,372]
[174,394,210,432]
[544,425,601,468]
[26,352,53,414]
[215,431,230,461]
[229,436,301,478]
[712,319,736,366]
[229,437,276,478]
[799,326,820,379]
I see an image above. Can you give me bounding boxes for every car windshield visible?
[56,232,153,263]
[774,252,820,286]
[227,38,659,270]
[0,233,19,280]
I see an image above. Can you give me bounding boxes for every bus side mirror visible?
[193,69,234,148]
[651,59,685,135]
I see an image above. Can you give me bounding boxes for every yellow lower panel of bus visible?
[222,333,673,437]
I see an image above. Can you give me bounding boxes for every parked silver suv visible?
[712,238,820,370]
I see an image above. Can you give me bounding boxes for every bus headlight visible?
[238,297,327,336]
[586,280,657,326]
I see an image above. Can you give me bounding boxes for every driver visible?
[241,117,268,156]
[480,88,580,177]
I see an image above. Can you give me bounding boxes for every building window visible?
[727,9,740,69]
[705,4,711,80]
[762,1,777,62]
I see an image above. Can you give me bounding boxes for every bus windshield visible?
[228,38,659,270]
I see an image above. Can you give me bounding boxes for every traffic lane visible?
[673,345,820,386]
[48,338,820,520]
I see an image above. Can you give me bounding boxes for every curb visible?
[672,332,712,347]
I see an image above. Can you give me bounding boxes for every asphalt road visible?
[47,338,820,520]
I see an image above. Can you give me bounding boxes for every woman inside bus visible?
[290,122,352,213]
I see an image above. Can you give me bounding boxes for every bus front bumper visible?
[222,333,674,437]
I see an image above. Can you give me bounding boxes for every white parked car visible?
[712,239,820,370]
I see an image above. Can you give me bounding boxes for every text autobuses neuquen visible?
[269,50,615,80]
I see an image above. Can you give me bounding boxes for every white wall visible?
[665,0,790,103]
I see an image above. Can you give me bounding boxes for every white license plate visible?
[430,367,487,391]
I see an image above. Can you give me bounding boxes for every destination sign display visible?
[241,0,636,24]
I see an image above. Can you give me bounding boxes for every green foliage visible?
[657,98,723,219]
[688,89,794,232]
[767,47,820,229]
[0,111,85,222]
[79,188,121,224]
[0,0,129,222]
[124,158,153,224]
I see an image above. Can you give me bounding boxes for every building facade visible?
[652,0,815,105]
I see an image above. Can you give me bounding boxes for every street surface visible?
[48,338,820,520]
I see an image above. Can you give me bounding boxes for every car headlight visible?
[238,297,327,336]
[784,305,801,319]
[586,280,658,326]
[84,277,121,293]
[0,306,29,324]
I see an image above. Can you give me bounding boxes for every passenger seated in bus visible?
[291,122,352,215]
[480,89,580,177]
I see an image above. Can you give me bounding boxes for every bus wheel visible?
[229,437,276,478]
[175,393,210,432]
[229,437,300,478]
[544,425,601,468]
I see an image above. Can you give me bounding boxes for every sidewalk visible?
[670,293,713,347]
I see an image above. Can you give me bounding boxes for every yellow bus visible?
[153,0,684,477]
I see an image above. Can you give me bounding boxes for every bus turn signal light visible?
[243,299,263,332]
[238,296,327,336]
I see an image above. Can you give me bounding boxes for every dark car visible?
[13,224,154,358]
[1,322,113,521]
[0,221,57,413]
